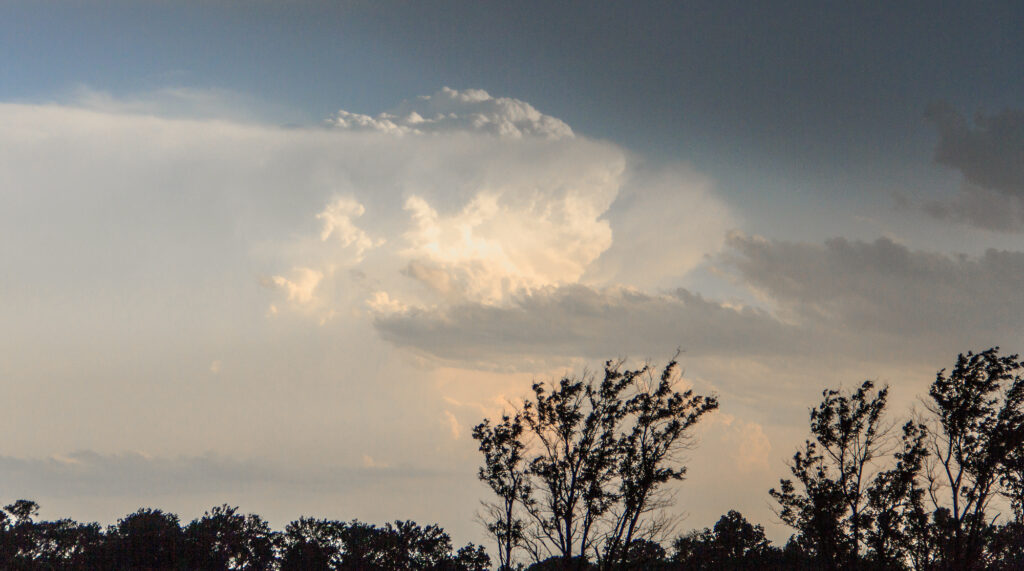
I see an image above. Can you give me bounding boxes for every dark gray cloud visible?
[923,103,1024,230]
[374,284,808,367]
[374,235,1024,372]
[926,103,1024,196]
[724,233,1024,349]
[922,184,1024,232]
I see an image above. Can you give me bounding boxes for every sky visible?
[2,0,1024,547]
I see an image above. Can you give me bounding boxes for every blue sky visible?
[2,0,1024,549]
[9,2,1021,156]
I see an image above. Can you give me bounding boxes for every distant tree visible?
[4,500,39,525]
[35,518,106,568]
[182,504,279,569]
[0,500,110,569]
[615,538,667,570]
[0,499,488,571]
[671,510,776,570]
[0,500,39,564]
[280,517,346,570]
[526,554,594,570]
[473,355,718,569]
[453,542,492,571]
[336,519,489,570]
[340,520,440,569]
[0,503,108,570]
[106,508,184,570]
[923,348,1024,569]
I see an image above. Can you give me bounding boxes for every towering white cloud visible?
[330,87,574,139]
[316,196,381,257]
[265,89,737,331]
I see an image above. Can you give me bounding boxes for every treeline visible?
[0,502,489,569]
[4,348,1024,569]
[472,348,1024,570]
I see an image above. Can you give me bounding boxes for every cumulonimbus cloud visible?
[263,88,737,336]
[0,88,735,381]
[279,92,1024,376]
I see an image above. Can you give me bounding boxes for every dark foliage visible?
[769,380,914,569]
[473,356,718,569]
[106,508,185,569]
[766,348,1024,570]
[280,517,346,569]
[672,510,777,569]
[0,503,489,570]
[182,505,278,569]
[924,348,1024,569]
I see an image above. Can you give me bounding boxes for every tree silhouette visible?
[923,348,1024,569]
[27,518,105,568]
[281,517,346,569]
[473,412,529,570]
[106,508,184,570]
[671,510,776,569]
[770,380,921,569]
[604,358,718,569]
[0,502,489,570]
[335,519,488,570]
[473,356,717,569]
[862,420,930,568]
[182,504,278,569]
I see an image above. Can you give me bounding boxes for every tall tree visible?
[473,412,530,570]
[863,420,930,569]
[603,358,718,569]
[519,368,627,563]
[770,381,894,569]
[473,356,717,568]
[924,348,1024,569]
